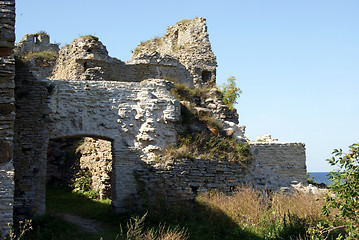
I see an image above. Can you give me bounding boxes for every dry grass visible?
[271,191,327,223]
[197,186,266,226]
[196,185,332,238]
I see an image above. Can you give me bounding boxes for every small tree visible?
[219,76,242,110]
[309,143,359,239]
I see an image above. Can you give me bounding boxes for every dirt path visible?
[60,213,102,233]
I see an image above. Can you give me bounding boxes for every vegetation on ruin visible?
[79,35,99,41]
[36,30,48,36]
[159,132,251,163]
[160,83,251,163]
[170,83,209,101]
[177,19,192,25]
[14,50,58,67]
[71,169,100,200]
[23,50,58,61]
[219,76,242,110]
[7,184,341,240]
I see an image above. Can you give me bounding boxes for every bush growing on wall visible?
[219,76,242,110]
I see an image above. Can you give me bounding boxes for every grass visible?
[23,50,58,61]
[79,35,99,41]
[159,132,251,164]
[170,83,209,102]
[9,185,340,240]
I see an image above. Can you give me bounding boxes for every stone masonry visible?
[0,0,15,237]
[0,12,308,234]
[132,18,217,87]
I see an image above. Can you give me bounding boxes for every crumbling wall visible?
[14,78,178,213]
[0,0,15,237]
[131,17,217,86]
[247,142,307,189]
[52,36,192,84]
[15,33,59,79]
[15,33,59,55]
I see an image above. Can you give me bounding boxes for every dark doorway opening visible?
[46,136,113,200]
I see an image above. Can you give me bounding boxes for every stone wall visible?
[132,17,217,87]
[135,158,248,202]
[13,76,181,214]
[132,142,306,204]
[0,0,15,237]
[15,33,59,55]
[51,37,192,85]
[13,64,51,220]
[247,142,307,189]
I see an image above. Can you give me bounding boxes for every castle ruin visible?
[0,1,307,237]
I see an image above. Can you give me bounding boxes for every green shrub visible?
[219,76,242,110]
[309,143,359,239]
[71,169,99,199]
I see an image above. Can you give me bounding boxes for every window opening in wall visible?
[46,136,113,214]
[202,70,211,83]
[83,61,88,71]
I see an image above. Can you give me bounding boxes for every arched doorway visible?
[46,136,113,201]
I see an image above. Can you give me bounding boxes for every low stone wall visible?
[135,158,248,203]
[134,142,307,205]
[247,142,307,189]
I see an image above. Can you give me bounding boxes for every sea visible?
[309,172,332,186]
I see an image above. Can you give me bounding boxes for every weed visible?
[71,169,100,199]
[23,51,58,61]
[79,35,99,41]
[170,83,209,101]
[36,30,48,36]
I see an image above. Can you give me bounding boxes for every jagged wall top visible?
[131,17,217,87]
[51,35,121,80]
[15,33,59,55]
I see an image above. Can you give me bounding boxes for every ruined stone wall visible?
[11,77,180,214]
[135,158,248,202]
[247,142,307,189]
[131,18,217,86]
[51,37,193,85]
[133,142,306,203]
[13,65,51,220]
[15,33,59,55]
[0,0,15,236]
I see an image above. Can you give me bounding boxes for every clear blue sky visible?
[15,0,359,172]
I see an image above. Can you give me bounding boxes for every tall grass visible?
[196,185,330,239]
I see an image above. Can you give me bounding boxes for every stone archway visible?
[13,76,180,219]
[46,136,113,200]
